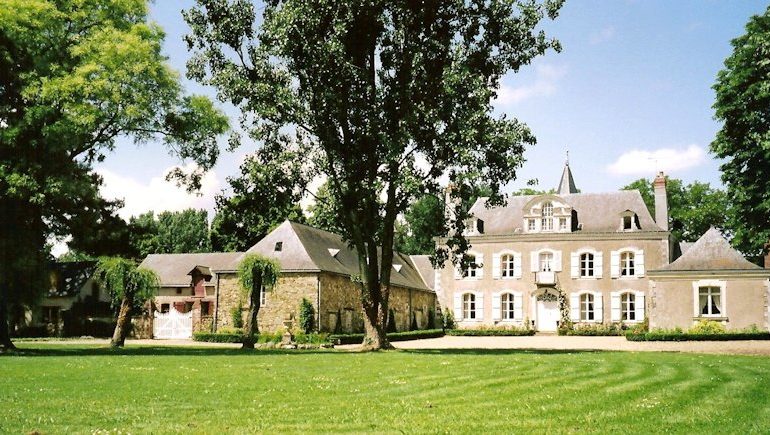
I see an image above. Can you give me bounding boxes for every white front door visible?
[536,300,560,332]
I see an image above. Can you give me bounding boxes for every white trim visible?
[594,291,604,323]
[492,292,501,321]
[532,248,560,273]
[610,291,621,322]
[495,250,522,280]
[575,290,600,323]
[691,279,727,318]
[573,248,601,280]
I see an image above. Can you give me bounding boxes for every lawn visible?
[2,345,769,433]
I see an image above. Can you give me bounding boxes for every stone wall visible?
[319,272,437,333]
[214,272,318,333]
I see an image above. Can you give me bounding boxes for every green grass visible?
[2,345,769,433]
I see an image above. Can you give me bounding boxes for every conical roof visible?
[557,163,578,194]
[660,228,760,271]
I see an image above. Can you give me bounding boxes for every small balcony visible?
[535,271,556,285]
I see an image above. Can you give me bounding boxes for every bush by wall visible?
[192,331,245,343]
[299,298,314,334]
[559,323,625,336]
[626,331,770,341]
[446,327,535,336]
[329,329,445,345]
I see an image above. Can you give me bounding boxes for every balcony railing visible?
[535,271,556,285]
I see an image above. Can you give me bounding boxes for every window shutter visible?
[636,250,645,277]
[594,292,603,323]
[513,252,522,278]
[693,286,700,317]
[610,291,621,321]
[570,294,580,322]
[492,253,501,279]
[476,254,484,279]
[570,252,579,278]
[610,251,620,278]
[635,291,645,320]
[453,293,462,320]
[553,251,562,272]
[514,293,523,320]
[492,292,501,321]
[476,292,484,320]
[530,251,538,272]
[595,252,603,278]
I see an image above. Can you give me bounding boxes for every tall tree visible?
[307,180,345,235]
[711,6,770,257]
[237,254,280,349]
[156,209,212,254]
[211,153,307,252]
[394,194,445,255]
[0,0,228,350]
[185,0,562,349]
[94,257,159,348]
[622,177,728,243]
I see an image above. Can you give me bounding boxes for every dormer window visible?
[559,217,568,231]
[620,211,640,231]
[541,202,554,231]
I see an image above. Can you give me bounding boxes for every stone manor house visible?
[132,162,770,339]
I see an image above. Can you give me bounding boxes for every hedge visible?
[446,328,535,337]
[626,332,770,342]
[329,329,445,345]
[192,331,245,343]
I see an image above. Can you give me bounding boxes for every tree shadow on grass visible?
[1,345,348,358]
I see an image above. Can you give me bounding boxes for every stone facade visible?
[213,271,437,334]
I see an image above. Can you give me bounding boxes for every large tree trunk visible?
[0,288,15,352]
[110,296,133,348]
[360,281,394,351]
[242,270,262,349]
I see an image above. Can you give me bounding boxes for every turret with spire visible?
[556,150,578,194]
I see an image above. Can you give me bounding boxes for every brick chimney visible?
[653,172,668,231]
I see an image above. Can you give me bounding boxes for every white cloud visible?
[589,26,616,45]
[495,63,567,106]
[607,144,706,176]
[97,163,221,220]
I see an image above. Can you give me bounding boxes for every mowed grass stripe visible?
[2,345,770,433]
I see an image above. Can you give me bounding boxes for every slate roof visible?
[557,163,578,195]
[469,190,663,234]
[409,255,436,290]
[140,253,242,287]
[658,228,761,271]
[245,221,433,291]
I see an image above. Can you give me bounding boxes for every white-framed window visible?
[464,255,478,278]
[559,217,568,231]
[580,252,595,278]
[528,219,536,231]
[501,254,515,278]
[620,292,636,321]
[699,286,722,317]
[539,252,553,272]
[620,251,635,276]
[463,293,476,319]
[580,293,595,321]
[541,201,554,231]
[501,293,515,320]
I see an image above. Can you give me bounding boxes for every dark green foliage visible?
[394,195,445,255]
[126,209,212,258]
[622,177,728,243]
[192,331,245,343]
[626,332,770,342]
[446,328,535,337]
[299,298,315,334]
[231,303,244,329]
[443,311,456,330]
[711,6,770,257]
[386,309,397,333]
[211,154,307,252]
[307,181,344,235]
[293,333,330,345]
[427,308,436,330]
[558,323,625,336]
[183,0,563,348]
[237,254,281,346]
[329,329,445,345]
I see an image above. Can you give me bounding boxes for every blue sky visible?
[95,0,769,220]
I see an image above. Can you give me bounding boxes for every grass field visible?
[2,345,769,433]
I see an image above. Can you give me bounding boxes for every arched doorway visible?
[533,288,560,332]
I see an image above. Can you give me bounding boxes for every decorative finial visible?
[565,149,569,166]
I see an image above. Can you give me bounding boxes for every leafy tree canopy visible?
[622,177,728,243]
[711,6,770,256]
[184,0,562,349]
[0,0,228,349]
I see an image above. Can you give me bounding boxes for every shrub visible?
[387,309,397,333]
[231,303,244,329]
[689,320,726,334]
[443,311,455,330]
[626,331,770,342]
[447,327,535,336]
[329,329,445,345]
[299,298,315,334]
[560,323,625,336]
[257,332,283,343]
[427,308,436,330]
[294,332,330,344]
[193,331,244,343]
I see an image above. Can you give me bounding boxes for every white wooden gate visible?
[153,308,193,339]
